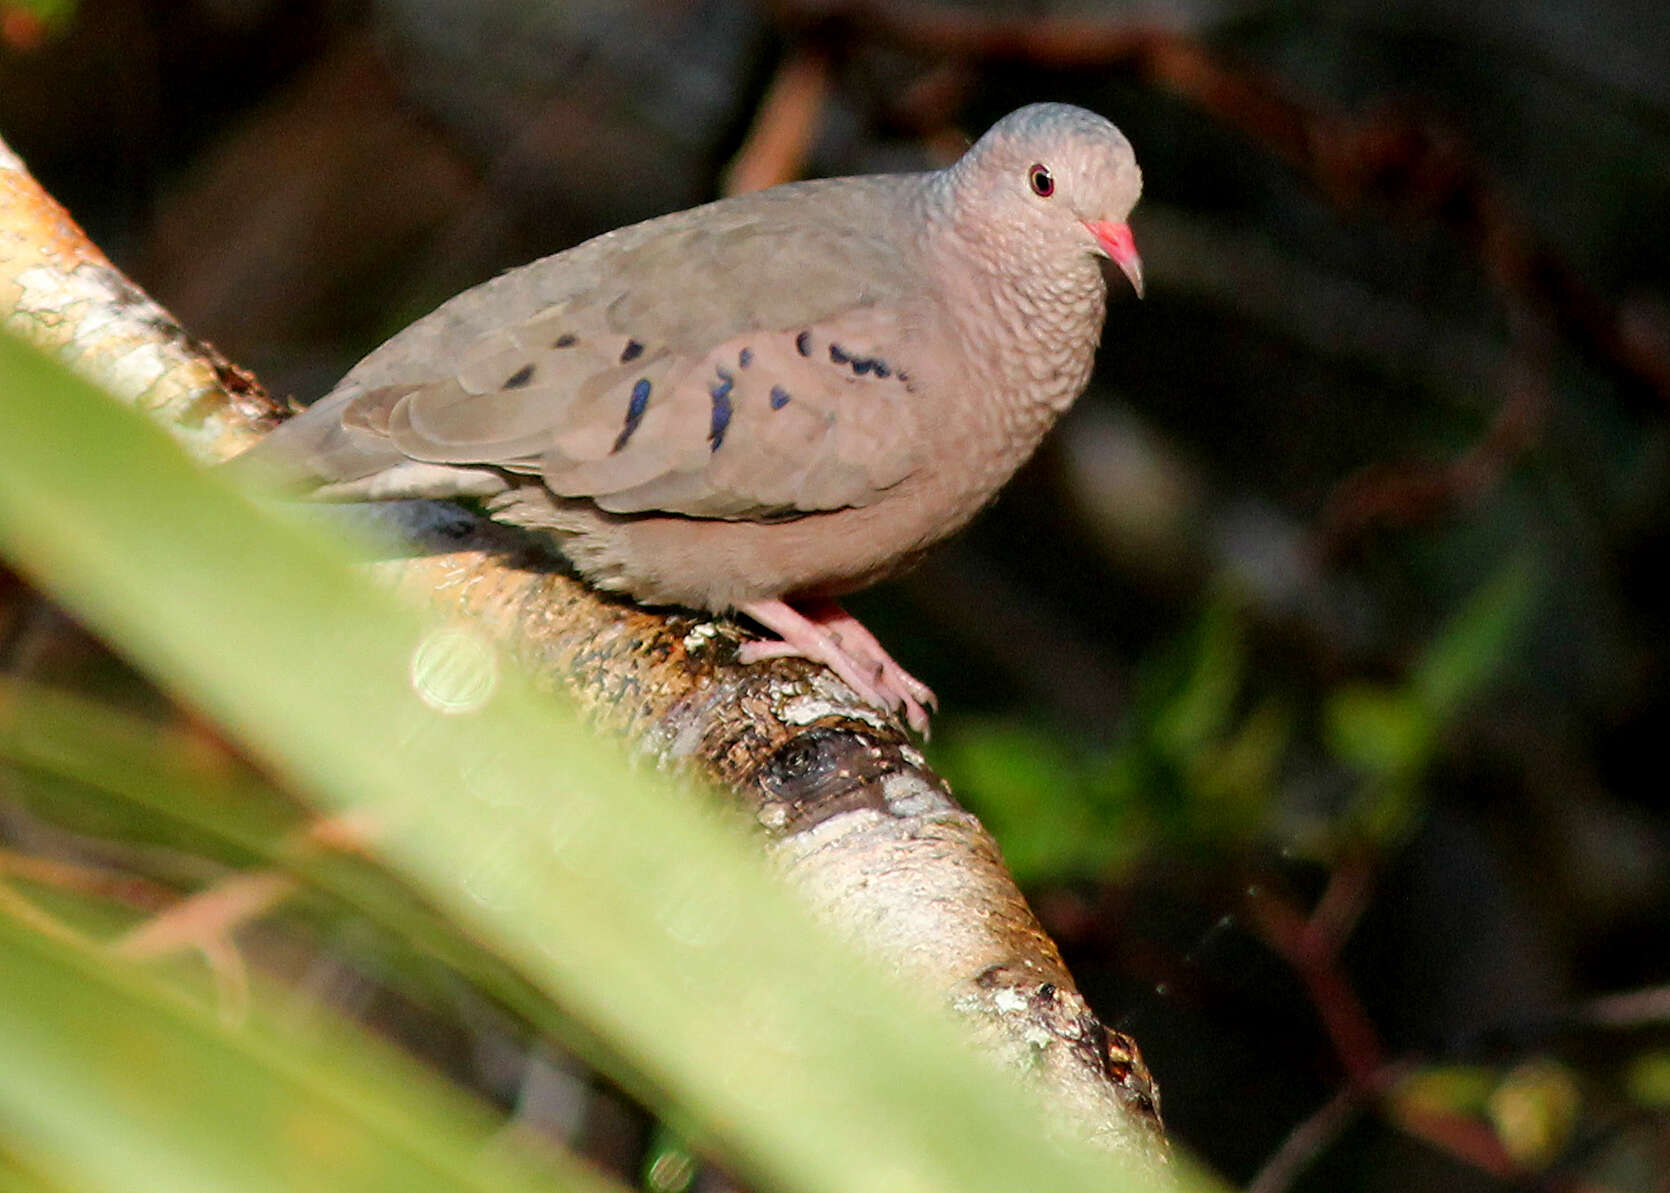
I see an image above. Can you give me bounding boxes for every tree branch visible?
[0,133,1167,1168]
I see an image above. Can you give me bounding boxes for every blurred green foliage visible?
[0,908,620,1193]
[1324,560,1537,844]
[0,1,77,35]
[934,596,1283,882]
[937,564,1535,885]
[1626,1051,1670,1110]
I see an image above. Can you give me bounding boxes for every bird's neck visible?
[882,202,1105,526]
[927,236,1105,434]
[965,260,1108,422]
[917,168,1108,423]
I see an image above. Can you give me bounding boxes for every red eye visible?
[1028,163,1054,197]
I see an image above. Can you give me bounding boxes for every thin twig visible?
[1245,862,1386,1086]
[1243,1072,1377,1193]
[723,48,831,196]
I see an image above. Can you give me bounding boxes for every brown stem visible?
[1245,862,1385,1087]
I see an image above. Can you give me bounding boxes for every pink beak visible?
[1084,220,1144,298]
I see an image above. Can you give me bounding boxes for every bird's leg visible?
[794,599,939,713]
[735,600,897,718]
[736,598,936,734]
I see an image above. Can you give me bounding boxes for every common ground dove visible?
[238,102,1144,732]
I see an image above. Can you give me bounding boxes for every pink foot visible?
[736,598,938,734]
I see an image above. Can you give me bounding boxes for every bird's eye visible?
[1028,163,1054,197]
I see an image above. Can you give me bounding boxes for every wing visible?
[357,301,922,519]
[267,175,933,520]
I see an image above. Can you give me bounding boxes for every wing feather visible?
[252,174,935,520]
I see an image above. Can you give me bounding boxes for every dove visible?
[237,102,1144,733]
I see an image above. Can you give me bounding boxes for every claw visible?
[737,598,936,735]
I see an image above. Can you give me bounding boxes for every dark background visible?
[2,1,1667,1189]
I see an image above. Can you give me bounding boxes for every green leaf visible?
[0,333,1199,1191]
[640,1126,699,1193]
[1390,1064,1499,1116]
[1150,598,1245,760]
[0,912,621,1193]
[1186,700,1288,837]
[1324,683,1431,779]
[1486,1059,1581,1171]
[1412,559,1536,721]
[0,676,605,1053]
[1625,1050,1670,1109]
[934,720,1139,883]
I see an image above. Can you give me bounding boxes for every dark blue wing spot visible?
[823,343,891,379]
[795,330,812,357]
[503,363,536,389]
[553,333,578,348]
[770,386,791,410]
[612,378,652,453]
[738,347,753,368]
[620,338,644,363]
[708,368,734,451]
[710,367,734,403]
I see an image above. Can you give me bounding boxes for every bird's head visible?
[946,102,1145,298]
